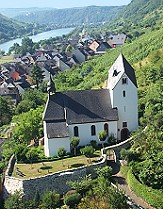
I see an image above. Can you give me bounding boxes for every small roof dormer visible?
[47,73,56,95]
[107,54,137,90]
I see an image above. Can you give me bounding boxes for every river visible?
[0,27,75,53]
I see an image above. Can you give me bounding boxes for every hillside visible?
[14,6,124,26]
[0,7,52,18]
[0,13,28,44]
[111,0,163,29]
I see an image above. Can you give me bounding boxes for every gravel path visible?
[109,161,155,209]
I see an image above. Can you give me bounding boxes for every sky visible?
[0,0,132,9]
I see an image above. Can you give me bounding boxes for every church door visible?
[121,128,129,141]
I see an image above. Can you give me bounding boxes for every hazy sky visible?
[0,0,132,9]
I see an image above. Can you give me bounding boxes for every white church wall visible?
[69,121,118,146]
[110,74,138,138]
[43,122,70,157]
[47,137,70,157]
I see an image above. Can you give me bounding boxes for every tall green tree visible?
[0,96,14,126]
[31,64,45,89]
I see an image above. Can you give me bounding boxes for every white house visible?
[43,54,138,156]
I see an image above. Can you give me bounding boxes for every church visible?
[43,54,138,157]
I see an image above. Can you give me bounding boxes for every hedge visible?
[127,169,163,209]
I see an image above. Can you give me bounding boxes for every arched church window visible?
[91,125,96,136]
[74,126,79,137]
[104,123,109,135]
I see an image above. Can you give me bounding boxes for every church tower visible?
[107,54,138,140]
[47,73,56,95]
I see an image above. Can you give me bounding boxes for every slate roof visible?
[108,54,137,89]
[46,122,69,138]
[43,89,118,124]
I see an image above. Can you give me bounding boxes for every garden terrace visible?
[12,152,101,179]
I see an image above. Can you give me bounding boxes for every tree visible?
[70,137,80,156]
[4,190,24,209]
[40,191,60,209]
[14,144,29,163]
[68,175,93,194]
[64,192,81,208]
[96,166,112,179]
[0,96,14,126]
[58,147,66,166]
[26,147,40,165]
[12,107,43,144]
[31,63,45,89]
[98,130,108,148]
[108,186,129,209]
[80,146,94,162]
[15,89,45,114]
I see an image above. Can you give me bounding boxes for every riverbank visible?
[0,27,75,53]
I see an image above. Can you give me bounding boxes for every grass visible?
[0,55,13,64]
[13,154,101,179]
[127,169,163,209]
[120,165,129,179]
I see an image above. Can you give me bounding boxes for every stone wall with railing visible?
[4,155,107,199]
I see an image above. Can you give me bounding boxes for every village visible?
[0,32,126,105]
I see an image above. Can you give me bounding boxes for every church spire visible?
[47,73,56,95]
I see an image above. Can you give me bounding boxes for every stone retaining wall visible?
[4,155,107,199]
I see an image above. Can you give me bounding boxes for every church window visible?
[123,90,126,97]
[91,125,96,136]
[104,123,109,135]
[123,122,127,128]
[74,126,79,137]
[122,78,128,84]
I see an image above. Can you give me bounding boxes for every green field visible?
[0,56,13,64]
[13,153,101,179]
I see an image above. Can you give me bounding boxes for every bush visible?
[14,144,29,163]
[40,191,60,209]
[127,169,163,208]
[96,166,112,179]
[90,140,97,149]
[68,175,93,193]
[64,193,81,208]
[80,146,94,158]
[98,130,107,142]
[57,147,66,157]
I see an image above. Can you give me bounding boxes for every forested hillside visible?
[0,13,49,44]
[14,6,124,26]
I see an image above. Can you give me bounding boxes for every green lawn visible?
[0,56,13,64]
[13,153,101,179]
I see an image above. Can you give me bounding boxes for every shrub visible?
[14,144,29,163]
[98,130,107,142]
[57,147,66,158]
[80,146,94,158]
[96,166,112,179]
[90,140,97,149]
[127,169,163,208]
[64,193,81,208]
[68,175,93,193]
[70,137,80,156]
[40,191,60,209]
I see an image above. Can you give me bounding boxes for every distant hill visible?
[14,6,124,26]
[0,13,49,45]
[0,7,53,18]
[0,13,28,44]
[116,0,163,24]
